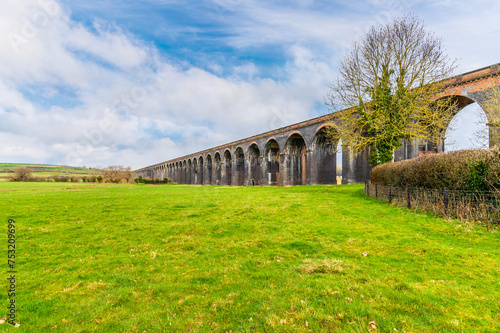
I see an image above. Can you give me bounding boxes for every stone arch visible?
[193,158,198,184]
[176,162,179,183]
[187,159,192,184]
[206,154,213,185]
[214,152,222,185]
[182,160,187,184]
[264,139,280,185]
[234,147,245,186]
[223,150,232,185]
[283,133,307,186]
[311,125,338,184]
[248,143,261,186]
[442,95,489,152]
[198,156,204,185]
[174,163,177,181]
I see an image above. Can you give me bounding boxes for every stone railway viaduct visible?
[135,63,500,186]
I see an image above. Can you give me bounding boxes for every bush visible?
[58,176,69,182]
[134,176,171,185]
[370,146,500,191]
[9,167,33,182]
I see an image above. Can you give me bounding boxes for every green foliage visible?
[371,146,500,190]
[360,66,409,165]
[2,182,500,332]
[466,160,489,193]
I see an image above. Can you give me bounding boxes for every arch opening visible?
[336,139,343,184]
[198,156,204,185]
[206,154,213,185]
[444,97,489,152]
[223,150,232,186]
[214,152,222,185]
[284,134,306,186]
[264,139,280,185]
[235,148,245,186]
[248,144,261,186]
[182,161,187,184]
[187,160,192,184]
[174,162,178,183]
[312,126,338,185]
[193,158,198,185]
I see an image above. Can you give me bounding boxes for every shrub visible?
[134,176,171,185]
[59,176,69,182]
[371,146,500,190]
[9,166,33,182]
[70,177,80,183]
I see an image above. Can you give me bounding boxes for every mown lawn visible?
[1,183,499,332]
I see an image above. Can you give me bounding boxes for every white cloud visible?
[0,0,335,169]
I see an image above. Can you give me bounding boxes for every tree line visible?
[9,166,136,184]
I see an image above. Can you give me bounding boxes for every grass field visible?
[1,183,499,332]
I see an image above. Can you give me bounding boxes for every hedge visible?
[370,146,500,191]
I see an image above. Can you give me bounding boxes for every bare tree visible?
[326,14,457,166]
[9,166,33,182]
[469,109,489,150]
[101,166,134,183]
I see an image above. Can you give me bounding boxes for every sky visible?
[1,0,499,169]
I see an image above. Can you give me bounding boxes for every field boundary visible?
[365,182,500,227]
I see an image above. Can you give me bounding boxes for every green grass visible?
[1,183,499,332]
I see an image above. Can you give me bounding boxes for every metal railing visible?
[364,183,500,226]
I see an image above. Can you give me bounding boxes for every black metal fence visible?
[364,182,500,226]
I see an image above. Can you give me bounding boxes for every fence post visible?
[389,185,392,204]
[375,184,378,198]
[444,188,448,216]
[407,186,411,209]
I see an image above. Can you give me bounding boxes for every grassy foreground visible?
[1,183,499,332]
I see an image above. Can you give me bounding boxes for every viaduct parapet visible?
[135,63,500,186]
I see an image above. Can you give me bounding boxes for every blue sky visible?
[1,0,499,168]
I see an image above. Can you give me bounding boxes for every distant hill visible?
[0,163,98,182]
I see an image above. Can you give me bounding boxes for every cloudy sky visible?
[1,0,498,169]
